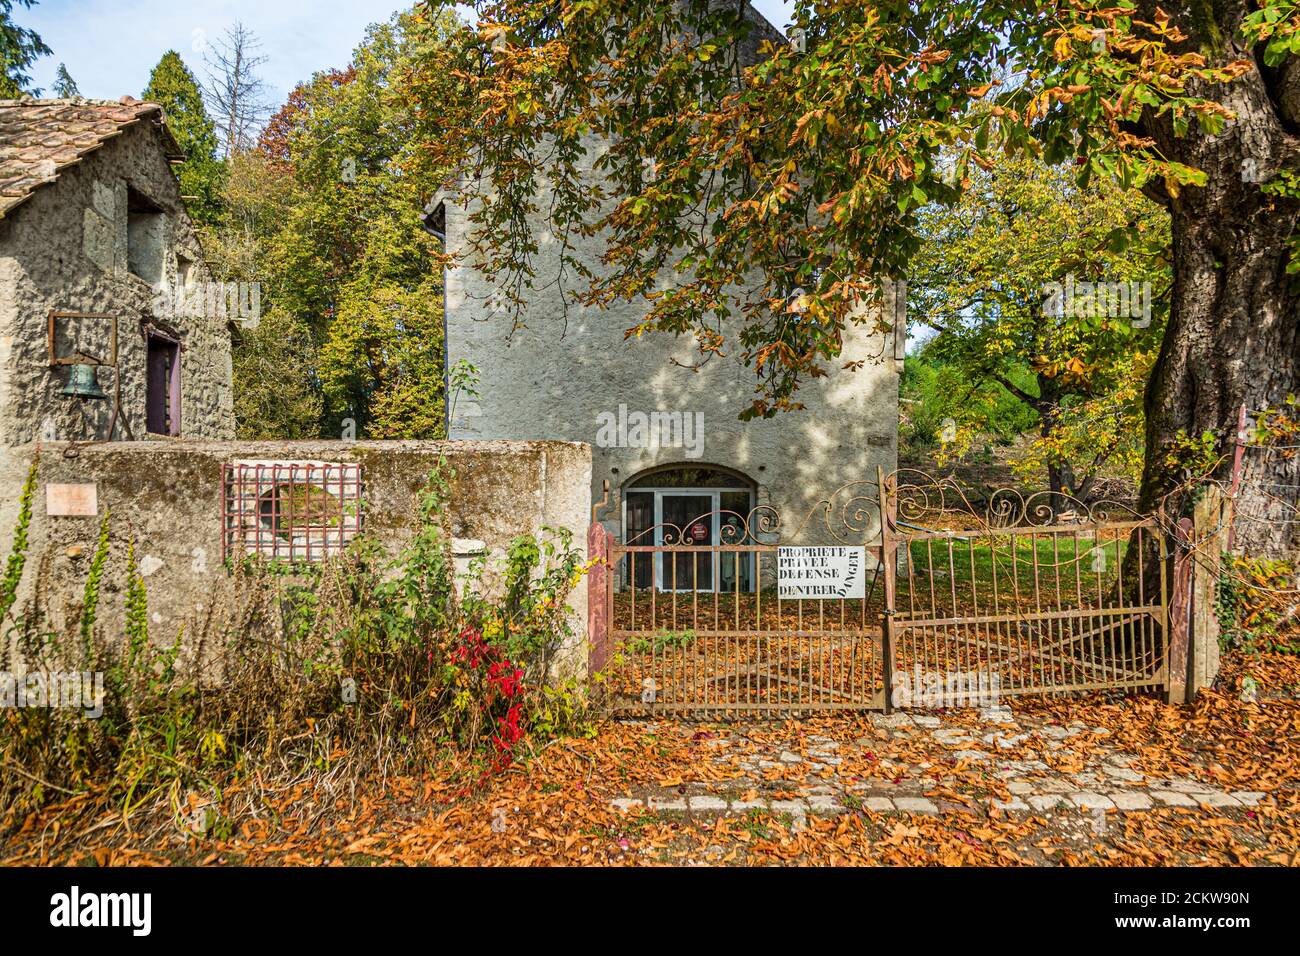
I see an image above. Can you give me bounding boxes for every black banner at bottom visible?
[0,865,1278,943]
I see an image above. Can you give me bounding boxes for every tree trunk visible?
[1136,6,1300,559]
[1047,458,1077,507]
[1036,373,1083,518]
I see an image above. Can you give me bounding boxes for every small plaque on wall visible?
[45,483,98,517]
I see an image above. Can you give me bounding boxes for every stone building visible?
[425,4,902,590]
[0,97,235,449]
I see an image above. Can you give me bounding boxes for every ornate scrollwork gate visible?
[883,472,1172,709]
[587,469,1176,717]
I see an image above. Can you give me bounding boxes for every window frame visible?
[621,484,756,592]
[144,328,181,437]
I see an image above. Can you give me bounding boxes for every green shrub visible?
[0,457,37,627]
[1216,555,1300,655]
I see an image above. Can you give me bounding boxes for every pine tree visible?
[52,62,77,97]
[0,0,51,97]
[143,51,223,225]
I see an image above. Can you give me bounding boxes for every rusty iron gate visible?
[882,472,1173,709]
[588,469,1182,716]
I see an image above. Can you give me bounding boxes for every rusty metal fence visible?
[222,461,363,563]
[589,468,1189,717]
[882,472,1170,708]
[588,478,888,715]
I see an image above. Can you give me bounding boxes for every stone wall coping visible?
[9,439,592,458]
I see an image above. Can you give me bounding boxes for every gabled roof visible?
[0,96,183,220]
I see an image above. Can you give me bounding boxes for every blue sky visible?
[25,1,795,109]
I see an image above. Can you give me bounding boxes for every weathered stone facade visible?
[431,4,901,546]
[0,99,234,449]
[439,217,902,545]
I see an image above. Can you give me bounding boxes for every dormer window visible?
[424,199,446,242]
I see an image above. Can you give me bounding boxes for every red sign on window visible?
[690,522,708,540]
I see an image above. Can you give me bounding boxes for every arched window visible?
[622,465,755,592]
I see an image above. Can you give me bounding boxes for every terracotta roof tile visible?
[0,97,183,219]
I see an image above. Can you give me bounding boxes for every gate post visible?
[878,465,896,713]
[1190,485,1227,695]
[587,521,611,675]
[1165,517,1194,705]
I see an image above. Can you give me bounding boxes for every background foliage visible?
[0,0,49,97]
[206,9,459,440]
[907,151,1169,498]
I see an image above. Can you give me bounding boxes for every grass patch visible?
[898,532,1133,613]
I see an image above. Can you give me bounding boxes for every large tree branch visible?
[1073,430,1124,503]
[990,371,1044,410]
[1272,58,1300,133]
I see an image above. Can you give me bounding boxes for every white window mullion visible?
[653,491,664,591]
[712,491,721,593]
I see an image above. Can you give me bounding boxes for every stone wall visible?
[0,440,593,678]
[0,120,234,448]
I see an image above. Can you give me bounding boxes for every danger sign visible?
[777,546,866,599]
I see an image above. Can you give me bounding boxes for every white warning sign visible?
[777,546,866,599]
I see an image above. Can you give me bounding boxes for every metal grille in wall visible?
[222,461,363,562]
